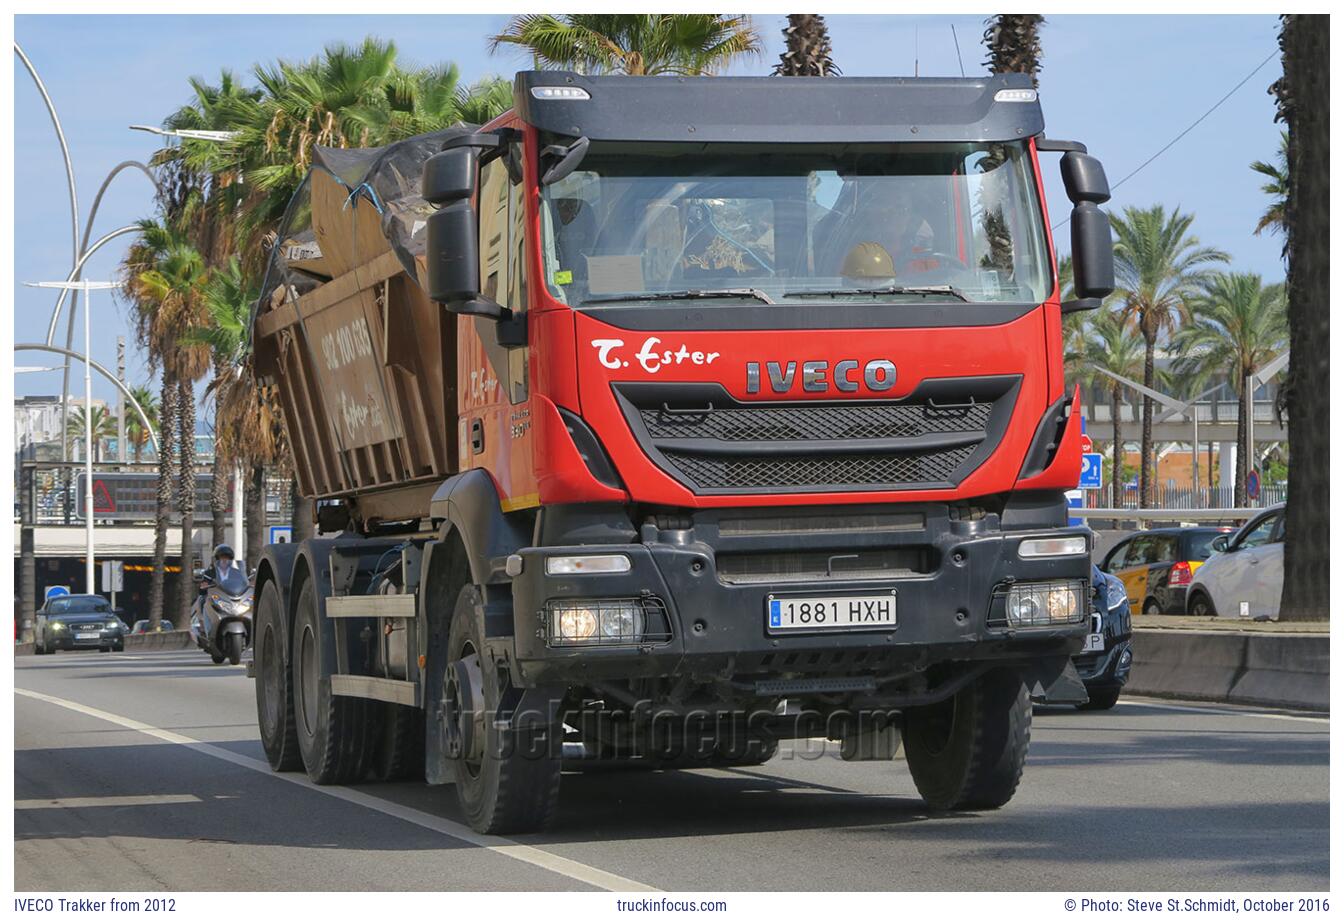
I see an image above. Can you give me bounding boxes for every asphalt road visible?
[15,648,1329,892]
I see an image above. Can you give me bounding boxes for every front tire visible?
[291,578,377,784]
[224,632,245,666]
[1187,591,1216,617]
[903,669,1031,811]
[443,585,561,834]
[255,579,302,771]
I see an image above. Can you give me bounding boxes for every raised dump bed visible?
[251,129,473,527]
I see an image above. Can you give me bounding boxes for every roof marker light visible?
[531,86,592,101]
[994,88,1038,103]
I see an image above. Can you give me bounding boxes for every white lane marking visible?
[15,687,657,892]
[16,794,202,809]
[1116,698,1327,725]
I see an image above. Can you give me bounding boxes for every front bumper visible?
[506,506,1091,688]
[48,630,123,651]
[1074,638,1133,689]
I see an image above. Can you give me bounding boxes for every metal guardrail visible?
[1078,507,1269,523]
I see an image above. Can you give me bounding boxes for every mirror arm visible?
[1061,298,1103,315]
[496,310,528,348]
[1035,137,1088,154]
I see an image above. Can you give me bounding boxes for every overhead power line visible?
[1051,48,1279,231]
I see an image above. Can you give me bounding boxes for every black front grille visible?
[666,445,979,491]
[641,401,993,442]
[614,377,1019,494]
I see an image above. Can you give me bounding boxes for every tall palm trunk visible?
[176,378,198,628]
[774,15,840,77]
[1139,333,1156,507]
[1277,14,1328,621]
[209,360,230,549]
[1110,387,1123,507]
[1234,372,1249,506]
[246,464,267,569]
[149,375,178,628]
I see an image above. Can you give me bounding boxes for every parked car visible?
[131,618,175,635]
[1186,504,1285,620]
[34,595,127,654]
[1072,566,1133,710]
[1098,526,1234,616]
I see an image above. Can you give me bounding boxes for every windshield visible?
[540,141,1052,308]
[48,597,111,615]
[213,563,251,596]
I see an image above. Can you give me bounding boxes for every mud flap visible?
[1019,657,1089,704]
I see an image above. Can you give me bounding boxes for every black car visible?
[1098,526,1233,616]
[34,595,127,654]
[1071,566,1133,710]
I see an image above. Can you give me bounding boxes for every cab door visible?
[1114,535,1154,617]
[1216,510,1281,617]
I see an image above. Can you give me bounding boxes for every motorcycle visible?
[190,563,254,665]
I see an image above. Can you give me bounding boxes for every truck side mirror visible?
[1059,152,1115,314]
[423,136,509,320]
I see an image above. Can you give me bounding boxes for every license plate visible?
[767,592,897,633]
[76,632,100,640]
[1081,633,1105,653]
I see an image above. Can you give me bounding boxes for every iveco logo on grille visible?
[745,359,896,395]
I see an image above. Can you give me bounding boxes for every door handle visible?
[470,419,485,454]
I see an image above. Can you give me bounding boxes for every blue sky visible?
[14,14,1286,410]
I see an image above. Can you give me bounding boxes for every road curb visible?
[1126,631,1328,712]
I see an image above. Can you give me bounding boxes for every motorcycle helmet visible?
[213,544,235,562]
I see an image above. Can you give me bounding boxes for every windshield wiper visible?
[583,288,775,305]
[782,284,970,303]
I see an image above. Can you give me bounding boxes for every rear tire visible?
[444,585,561,834]
[210,652,226,664]
[372,702,425,782]
[1077,687,1122,711]
[224,632,244,666]
[1187,591,1216,617]
[255,579,302,771]
[903,669,1031,811]
[291,577,377,784]
[1142,598,1162,617]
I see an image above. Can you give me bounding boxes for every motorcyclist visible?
[199,544,237,591]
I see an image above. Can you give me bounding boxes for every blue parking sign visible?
[1079,452,1103,490]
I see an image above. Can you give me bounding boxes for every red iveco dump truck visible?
[248,70,1115,834]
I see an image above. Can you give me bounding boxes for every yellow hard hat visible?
[841,241,895,279]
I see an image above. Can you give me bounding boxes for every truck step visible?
[325,594,416,619]
[329,674,419,706]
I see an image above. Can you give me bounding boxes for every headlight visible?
[106,621,120,630]
[548,599,645,646]
[50,621,66,631]
[1104,576,1128,611]
[212,598,238,616]
[1004,580,1087,627]
[235,600,252,614]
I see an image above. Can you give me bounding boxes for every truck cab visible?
[251,70,1114,835]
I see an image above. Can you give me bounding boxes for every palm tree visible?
[345,66,514,143]
[125,384,160,463]
[1173,273,1287,506]
[1083,310,1146,507]
[1271,14,1327,621]
[65,405,117,462]
[982,15,1045,86]
[774,15,840,76]
[184,257,256,549]
[121,218,210,628]
[1250,130,1288,237]
[488,15,762,76]
[1109,205,1228,507]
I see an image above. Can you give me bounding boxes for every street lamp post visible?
[26,280,120,596]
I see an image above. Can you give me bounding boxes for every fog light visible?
[1004,580,1086,627]
[1018,535,1088,558]
[545,554,632,575]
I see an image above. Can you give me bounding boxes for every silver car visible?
[1185,504,1285,620]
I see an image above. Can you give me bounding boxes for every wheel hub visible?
[442,651,485,767]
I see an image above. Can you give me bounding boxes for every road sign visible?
[1079,452,1104,490]
[1080,433,1094,453]
[1247,469,1261,500]
[100,560,124,593]
[76,472,227,522]
[44,585,70,602]
[1066,489,1084,527]
[269,526,293,545]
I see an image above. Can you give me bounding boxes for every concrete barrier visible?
[1127,630,1328,712]
[13,631,194,656]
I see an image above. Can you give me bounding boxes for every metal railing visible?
[1083,484,1286,512]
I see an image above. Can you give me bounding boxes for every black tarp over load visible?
[250,126,479,519]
